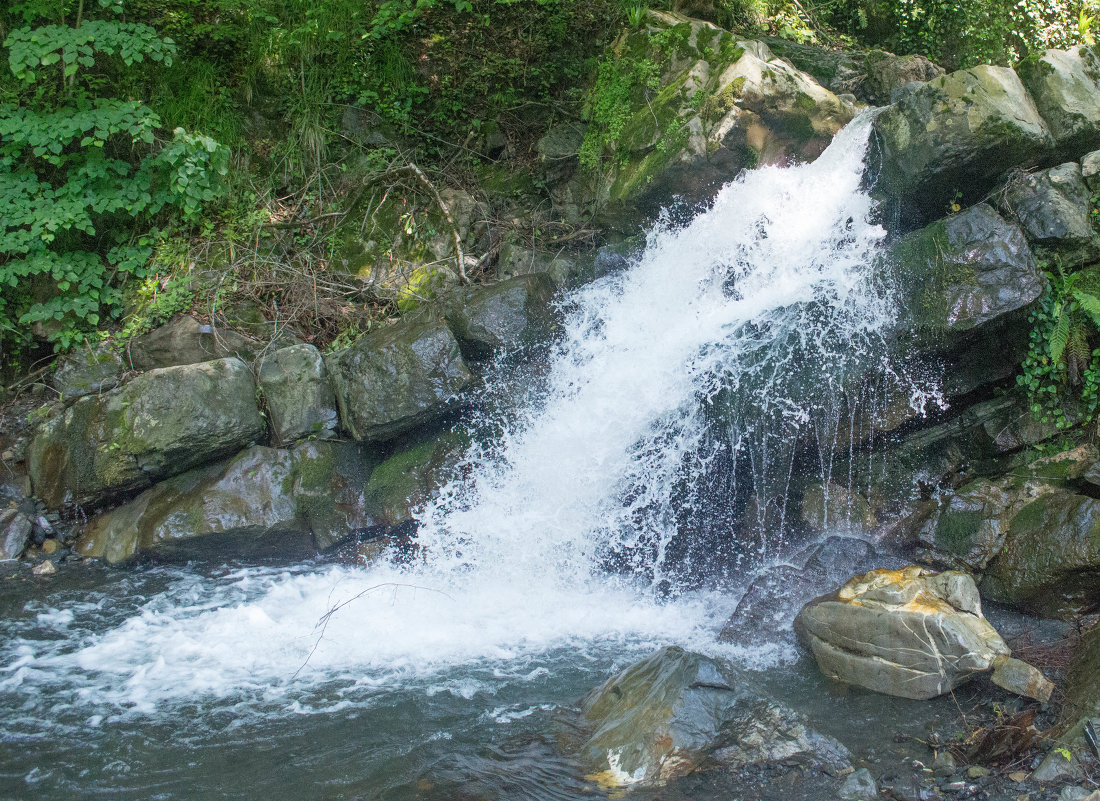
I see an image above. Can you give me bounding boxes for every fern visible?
[1049,307,1070,365]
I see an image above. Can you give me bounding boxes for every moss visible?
[934,508,984,556]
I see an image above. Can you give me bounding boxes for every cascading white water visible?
[0,112,935,719]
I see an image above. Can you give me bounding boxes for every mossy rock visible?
[1016,45,1100,159]
[364,430,470,527]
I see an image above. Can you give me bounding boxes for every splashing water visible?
[0,113,933,726]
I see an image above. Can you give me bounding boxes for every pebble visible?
[41,539,59,554]
[933,751,957,776]
[32,560,57,576]
[1009,771,1030,782]
[967,766,990,779]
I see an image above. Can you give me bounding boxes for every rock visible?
[576,646,848,789]
[445,273,558,360]
[536,122,585,164]
[0,509,31,560]
[933,749,957,776]
[325,318,473,443]
[997,163,1099,270]
[800,481,877,533]
[339,105,401,148]
[50,342,122,399]
[874,65,1054,220]
[363,431,468,527]
[125,316,260,371]
[256,344,338,445]
[1082,149,1100,191]
[914,478,1014,572]
[890,203,1043,350]
[1033,623,1100,783]
[495,243,575,286]
[981,488,1100,618]
[838,767,878,800]
[27,357,265,509]
[588,15,853,217]
[968,766,990,778]
[795,567,1011,699]
[31,560,57,576]
[40,538,59,555]
[1017,46,1100,158]
[76,440,377,562]
[1058,787,1096,801]
[862,50,945,106]
[991,655,1055,702]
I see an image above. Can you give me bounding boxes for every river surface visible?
[0,114,978,799]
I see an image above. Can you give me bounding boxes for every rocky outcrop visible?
[27,357,265,509]
[576,646,848,789]
[325,318,473,443]
[1017,46,1100,158]
[124,315,260,371]
[795,567,1051,700]
[256,344,339,445]
[996,162,1099,270]
[445,273,558,360]
[874,65,1053,219]
[76,440,377,562]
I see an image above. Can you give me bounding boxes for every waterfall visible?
[0,113,934,716]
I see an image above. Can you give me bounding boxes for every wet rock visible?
[256,344,338,445]
[445,273,558,360]
[1017,46,1100,158]
[933,750,957,776]
[76,440,377,562]
[27,357,265,509]
[31,560,57,576]
[890,203,1043,352]
[838,767,878,800]
[0,509,31,560]
[795,567,1012,699]
[990,656,1054,702]
[1033,625,1100,783]
[874,65,1054,220]
[914,478,1015,572]
[800,482,877,533]
[49,342,122,399]
[981,487,1100,618]
[326,318,472,444]
[125,316,260,371]
[862,50,945,106]
[576,646,848,789]
[495,243,575,286]
[997,163,1099,270]
[363,431,468,527]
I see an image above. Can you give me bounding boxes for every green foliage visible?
[0,1,228,353]
[1018,266,1100,428]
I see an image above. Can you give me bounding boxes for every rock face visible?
[445,273,558,360]
[997,162,1099,270]
[256,344,339,445]
[1034,623,1100,782]
[874,65,1053,219]
[980,487,1100,618]
[576,646,848,789]
[363,431,468,527]
[1017,46,1100,158]
[124,316,260,371]
[76,440,377,562]
[325,318,473,443]
[27,358,265,509]
[795,567,1012,699]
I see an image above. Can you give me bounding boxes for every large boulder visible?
[874,65,1054,220]
[795,567,1015,699]
[256,344,339,445]
[445,273,558,360]
[997,162,1099,270]
[325,318,473,443]
[981,486,1100,618]
[76,440,377,562]
[27,357,265,509]
[576,646,848,789]
[1017,46,1100,158]
[124,316,260,371]
[581,13,853,217]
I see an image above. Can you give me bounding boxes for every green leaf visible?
[1050,310,1071,365]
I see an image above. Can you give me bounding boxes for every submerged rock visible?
[795,567,1054,700]
[76,440,377,562]
[326,318,473,443]
[997,162,1099,270]
[837,767,878,800]
[27,357,265,509]
[874,65,1053,219]
[576,646,848,789]
[256,344,339,445]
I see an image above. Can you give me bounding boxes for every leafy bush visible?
[1018,266,1100,428]
[0,0,228,352]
